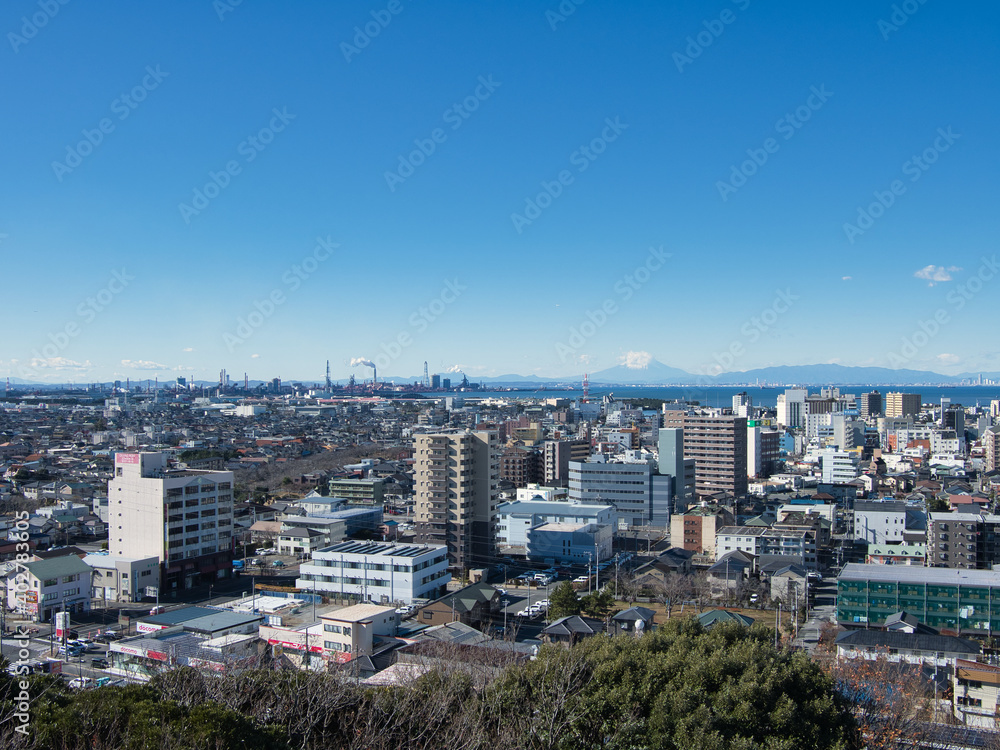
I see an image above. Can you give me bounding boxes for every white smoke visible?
[350,358,375,368]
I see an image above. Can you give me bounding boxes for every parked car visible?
[91,657,110,669]
[271,559,285,568]
[149,605,165,615]
[68,677,94,689]
[573,576,591,584]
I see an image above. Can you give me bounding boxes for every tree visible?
[548,581,581,619]
[579,589,615,618]
[829,653,931,750]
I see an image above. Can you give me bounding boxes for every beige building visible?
[414,430,499,574]
[885,392,921,418]
[320,603,398,663]
[984,427,1000,473]
[669,505,734,557]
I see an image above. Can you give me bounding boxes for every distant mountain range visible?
[6,361,1000,389]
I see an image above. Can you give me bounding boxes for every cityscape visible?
[2,1,999,748]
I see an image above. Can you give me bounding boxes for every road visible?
[792,577,837,651]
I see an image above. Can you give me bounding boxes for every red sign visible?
[116,453,140,464]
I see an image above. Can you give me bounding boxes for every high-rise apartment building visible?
[109,451,235,592]
[413,430,499,573]
[885,392,922,418]
[681,415,748,497]
[984,427,1000,473]
[543,438,590,486]
[859,391,882,420]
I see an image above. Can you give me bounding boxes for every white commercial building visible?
[297,540,450,605]
[83,553,160,603]
[495,499,615,548]
[853,501,907,545]
[109,451,236,592]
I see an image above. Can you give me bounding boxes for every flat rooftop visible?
[839,563,1000,586]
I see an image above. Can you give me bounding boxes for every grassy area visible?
[613,598,797,633]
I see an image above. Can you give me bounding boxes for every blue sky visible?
[2,0,998,384]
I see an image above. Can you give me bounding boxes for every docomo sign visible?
[116,453,140,465]
[136,622,167,634]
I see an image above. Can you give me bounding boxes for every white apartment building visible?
[296,540,450,605]
[109,451,235,592]
[819,448,857,484]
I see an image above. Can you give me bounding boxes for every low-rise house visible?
[540,615,604,647]
[953,658,1000,729]
[834,628,981,670]
[611,606,655,636]
[415,582,501,629]
[697,609,754,629]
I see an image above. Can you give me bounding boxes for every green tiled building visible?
[837,563,1000,634]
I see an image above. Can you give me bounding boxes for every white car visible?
[515,608,532,617]
[573,576,590,584]
[68,677,94,689]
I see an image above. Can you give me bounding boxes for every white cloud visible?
[619,350,652,369]
[182,347,194,352]
[29,357,92,371]
[936,353,960,365]
[444,365,464,373]
[914,264,961,286]
[121,359,167,370]
[251,353,260,359]
[842,276,852,281]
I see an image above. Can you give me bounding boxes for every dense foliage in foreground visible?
[1,618,858,750]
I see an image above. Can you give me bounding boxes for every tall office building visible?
[885,392,921,418]
[681,415,748,497]
[859,391,882,420]
[657,427,695,512]
[413,430,499,573]
[732,392,752,418]
[776,389,807,428]
[568,457,670,528]
[109,451,235,592]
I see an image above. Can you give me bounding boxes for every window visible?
[43,578,57,587]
